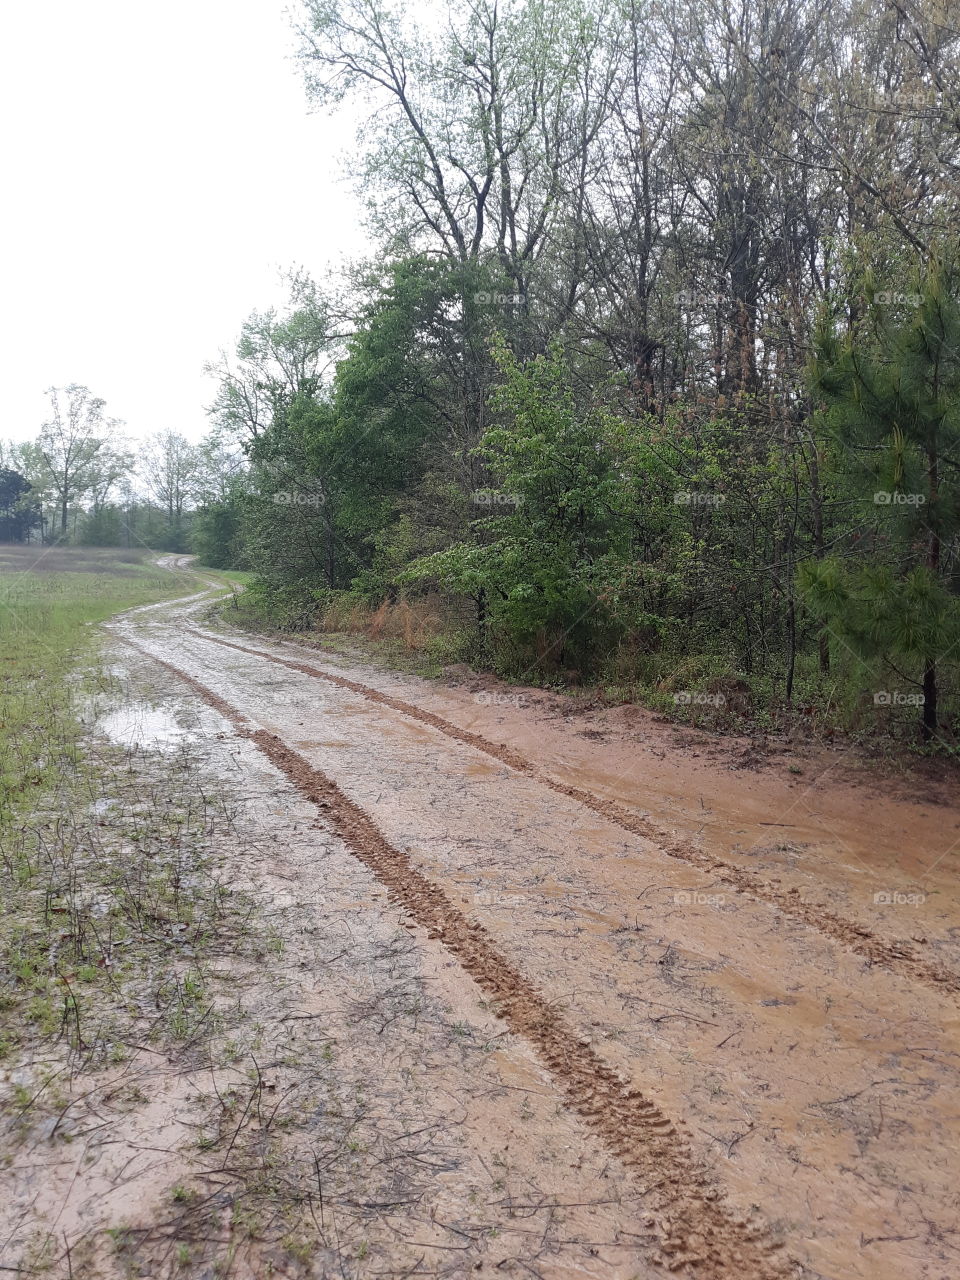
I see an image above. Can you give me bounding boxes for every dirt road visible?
[100,559,959,1280]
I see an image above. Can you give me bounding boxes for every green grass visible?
[0,545,333,1273]
[0,544,260,1081]
[203,567,253,586]
[0,545,199,822]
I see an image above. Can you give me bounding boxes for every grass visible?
[202,567,254,586]
[0,545,253,1078]
[0,546,207,823]
[0,546,295,1276]
[0,544,254,1073]
[0,544,482,1276]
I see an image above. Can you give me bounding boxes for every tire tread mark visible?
[189,627,960,1000]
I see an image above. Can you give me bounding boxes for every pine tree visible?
[801,258,960,742]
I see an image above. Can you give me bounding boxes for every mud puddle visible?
[94,699,195,751]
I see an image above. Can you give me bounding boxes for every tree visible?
[205,275,335,443]
[801,260,960,742]
[408,340,635,668]
[85,441,135,516]
[192,482,246,569]
[0,468,40,542]
[141,431,200,549]
[195,0,960,742]
[193,435,247,505]
[36,385,123,541]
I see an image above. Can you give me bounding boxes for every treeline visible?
[70,0,960,741]
[194,0,960,743]
[1,387,242,554]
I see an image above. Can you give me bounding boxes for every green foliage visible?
[233,257,503,601]
[192,490,245,570]
[208,250,960,745]
[802,257,960,737]
[800,560,959,661]
[80,505,124,547]
[0,468,40,542]
[408,341,636,667]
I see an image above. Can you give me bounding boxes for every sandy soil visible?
[2,654,656,1279]
[6,557,958,1279]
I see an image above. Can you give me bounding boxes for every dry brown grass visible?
[321,594,446,650]
[0,545,149,575]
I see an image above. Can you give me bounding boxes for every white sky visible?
[0,0,367,444]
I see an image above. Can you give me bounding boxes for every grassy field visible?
[0,546,199,822]
[0,543,240,1075]
[0,549,303,1278]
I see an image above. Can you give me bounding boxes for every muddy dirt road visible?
[102,559,960,1280]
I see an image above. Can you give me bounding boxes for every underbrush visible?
[229,580,479,676]
[221,583,958,751]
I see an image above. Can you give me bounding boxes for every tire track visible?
[118,634,789,1280]
[188,626,960,1001]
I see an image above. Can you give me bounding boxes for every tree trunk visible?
[922,663,937,743]
[924,445,940,742]
[786,596,796,704]
[808,439,830,674]
[325,519,335,589]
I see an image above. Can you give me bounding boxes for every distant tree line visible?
[1,386,243,556]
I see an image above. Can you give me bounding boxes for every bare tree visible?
[37,385,123,539]
[141,431,199,527]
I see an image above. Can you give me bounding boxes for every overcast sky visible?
[0,0,367,444]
